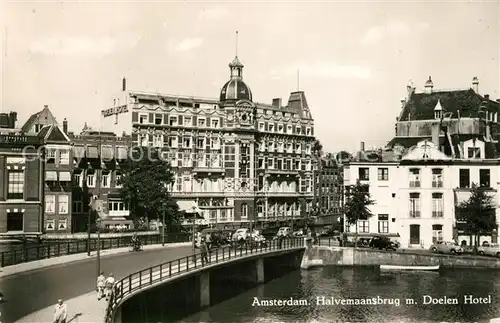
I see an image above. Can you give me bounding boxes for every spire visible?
[235,30,239,57]
[297,69,300,91]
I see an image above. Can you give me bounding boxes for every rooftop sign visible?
[102,105,129,118]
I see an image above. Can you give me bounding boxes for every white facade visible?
[344,140,500,249]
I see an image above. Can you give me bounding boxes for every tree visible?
[344,180,374,247]
[457,183,496,250]
[118,148,181,231]
[313,139,324,159]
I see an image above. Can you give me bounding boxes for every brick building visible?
[313,155,343,227]
[103,54,317,228]
[0,112,44,234]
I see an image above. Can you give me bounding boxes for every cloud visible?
[30,35,139,56]
[283,62,372,80]
[198,7,229,20]
[174,37,204,52]
[361,21,429,45]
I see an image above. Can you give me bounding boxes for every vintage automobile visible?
[276,227,292,238]
[430,241,463,255]
[477,243,500,257]
[369,235,398,251]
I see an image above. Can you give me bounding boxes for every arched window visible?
[241,203,248,218]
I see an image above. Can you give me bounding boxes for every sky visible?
[1,1,499,153]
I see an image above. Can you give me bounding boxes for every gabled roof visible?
[399,89,499,121]
[37,124,70,143]
[401,140,451,161]
[21,106,58,133]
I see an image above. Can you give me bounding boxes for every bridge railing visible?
[0,233,190,268]
[104,237,305,323]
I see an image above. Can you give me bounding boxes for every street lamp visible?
[162,208,165,246]
[96,217,101,277]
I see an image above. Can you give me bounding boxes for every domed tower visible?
[219,48,253,102]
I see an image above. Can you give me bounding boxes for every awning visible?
[45,171,57,181]
[73,146,85,158]
[59,171,72,182]
[177,200,203,216]
[87,146,99,158]
[101,146,114,160]
[116,147,128,160]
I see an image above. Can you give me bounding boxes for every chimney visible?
[400,99,406,108]
[63,118,68,134]
[424,76,434,94]
[8,112,17,128]
[485,94,490,100]
[406,79,415,100]
[360,141,365,151]
[431,122,440,146]
[44,104,48,109]
[122,77,127,92]
[272,98,282,108]
[472,76,479,93]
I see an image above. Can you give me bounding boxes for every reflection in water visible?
[182,266,500,323]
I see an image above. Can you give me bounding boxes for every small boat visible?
[380,264,439,271]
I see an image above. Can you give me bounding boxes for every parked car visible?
[369,235,398,251]
[276,227,292,237]
[293,229,305,237]
[430,241,463,255]
[232,228,249,242]
[477,243,500,257]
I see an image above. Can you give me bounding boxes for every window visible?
[241,203,248,218]
[139,114,148,124]
[183,137,191,148]
[432,224,443,243]
[211,119,219,128]
[87,173,95,188]
[108,200,129,213]
[278,124,284,133]
[409,193,421,218]
[459,169,470,188]
[169,116,178,126]
[46,219,55,231]
[153,134,163,148]
[184,116,192,127]
[198,118,206,127]
[378,214,389,233]
[268,142,274,152]
[115,173,122,188]
[57,219,68,230]
[409,169,420,187]
[154,114,163,125]
[7,212,23,231]
[58,195,69,214]
[139,134,148,147]
[480,169,491,188]
[258,122,265,131]
[468,147,481,158]
[59,150,69,165]
[72,197,83,213]
[432,169,443,188]
[432,193,443,217]
[211,138,220,149]
[169,136,178,148]
[358,220,369,233]
[306,127,312,136]
[287,125,293,134]
[8,170,24,200]
[296,126,301,135]
[359,168,369,181]
[102,172,110,188]
[197,138,205,149]
[377,168,389,181]
[46,149,56,162]
[45,195,56,213]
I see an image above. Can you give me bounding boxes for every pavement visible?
[0,243,193,323]
[16,244,304,323]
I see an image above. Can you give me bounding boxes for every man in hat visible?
[53,299,67,323]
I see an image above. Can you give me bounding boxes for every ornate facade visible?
[104,54,316,228]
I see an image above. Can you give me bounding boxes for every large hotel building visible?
[103,54,317,228]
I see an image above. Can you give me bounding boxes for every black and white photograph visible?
[1,1,500,322]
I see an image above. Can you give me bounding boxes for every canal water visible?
[182,266,500,323]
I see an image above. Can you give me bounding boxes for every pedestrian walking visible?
[97,271,106,300]
[53,299,67,323]
[200,239,210,265]
[105,273,116,301]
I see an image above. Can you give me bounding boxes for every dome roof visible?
[220,79,252,102]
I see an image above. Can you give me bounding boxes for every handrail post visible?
[160,263,163,280]
[187,256,190,270]
[216,248,218,262]
[169,261,172,276]
[150,267,153,285]
[139,271,142,287]
[128,276,132,294]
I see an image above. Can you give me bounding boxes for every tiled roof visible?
[21,112,41,132]
[399,89,499,121]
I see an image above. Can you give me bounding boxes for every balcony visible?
[409,181,421,188]
[432,211,444,218]
[265,169,299,176]
[257,191,298,197]
[409,211,421,218]
[171,191,226,197]
[192,167,225,174]
[432,181,443,188]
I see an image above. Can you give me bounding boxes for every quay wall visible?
[305,246,500,268]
